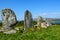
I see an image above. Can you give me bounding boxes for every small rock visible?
[15,27,19,30]
[41,22,47,28]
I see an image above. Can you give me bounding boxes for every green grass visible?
[0,25,60,40]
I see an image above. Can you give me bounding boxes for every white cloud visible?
[37,12,60,18]
[40,13,48,16]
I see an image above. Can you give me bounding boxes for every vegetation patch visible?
[0,25,60,40]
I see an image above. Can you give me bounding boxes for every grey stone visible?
[41,22,47,28]
[41,22,51,28]
[2,8,17,31]
[24,10,33,31]
[37,16,42,26]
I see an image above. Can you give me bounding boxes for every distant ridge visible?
[33,18,60,21]
[0,20,2,23]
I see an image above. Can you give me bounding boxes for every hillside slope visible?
[0,25,60,40]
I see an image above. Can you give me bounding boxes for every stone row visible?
[0,8,51,33]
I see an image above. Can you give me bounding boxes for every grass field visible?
[0,25,60,40]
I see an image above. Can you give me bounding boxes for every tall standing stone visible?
[37,16,42,26]
[24,10,33,31]
[2,8,17,31]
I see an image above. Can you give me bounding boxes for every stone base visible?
[3,30,16,34]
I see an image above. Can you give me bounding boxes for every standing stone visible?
[24,10,33,31]
[2,8,17,31]
[37,16,42,26]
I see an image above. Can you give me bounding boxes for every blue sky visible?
[0,0,60,20]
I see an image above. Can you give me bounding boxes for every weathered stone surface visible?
[2,8,17,31]
[24,10,33,31]
[37,16,42,26]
